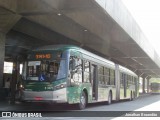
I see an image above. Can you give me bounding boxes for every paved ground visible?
[0,93,159,120]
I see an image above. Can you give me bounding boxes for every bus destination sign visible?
[35,54,51,59]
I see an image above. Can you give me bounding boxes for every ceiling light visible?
[57,13,62,16]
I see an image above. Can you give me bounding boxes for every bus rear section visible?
[118,65,139,101]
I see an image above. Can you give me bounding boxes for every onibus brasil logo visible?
[1,112,42,118]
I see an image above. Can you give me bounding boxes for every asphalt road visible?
[0,93,160,120]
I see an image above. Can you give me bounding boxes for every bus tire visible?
[107,91,112,105]
[78,91,87,110]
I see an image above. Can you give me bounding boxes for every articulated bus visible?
[21,45,139,109]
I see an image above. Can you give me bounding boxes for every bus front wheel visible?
[78,91,87,110]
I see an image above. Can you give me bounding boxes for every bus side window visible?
[69,57,76,70]
[69,56,82,82]
[110,69,115,85]
[98,66,104,85]
[84,60,90,83]
[104,67,109,85]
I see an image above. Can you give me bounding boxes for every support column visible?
[0,33,5,88]
[10,58,18,104]
[147,78,150,93]
[142,77,146,93]
[115,64,120,101]
[136,76,140,97]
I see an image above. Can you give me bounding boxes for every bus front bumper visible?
[21,88,67,103]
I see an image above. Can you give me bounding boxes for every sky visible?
[122,0,160,55]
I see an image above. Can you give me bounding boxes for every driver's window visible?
[49,62,58,74]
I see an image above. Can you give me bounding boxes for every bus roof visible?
[78,48,115,68]
[33,44,137,76]
[33,44,79,51]
[33,44,115,67]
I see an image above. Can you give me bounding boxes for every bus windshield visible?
[27,59,66,82]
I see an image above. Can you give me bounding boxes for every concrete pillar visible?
[115,64,120,101]
[10,59,18,104]
[0,33,5,88]
[142,77,146,93]
[136,76,140,97]
[147,78,150,93]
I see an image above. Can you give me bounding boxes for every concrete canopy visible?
[0,0,160,78]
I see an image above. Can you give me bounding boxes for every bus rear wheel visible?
[78,91,87,110]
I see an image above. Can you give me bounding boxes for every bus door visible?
[91,64,98,100]
[124,74,127,98]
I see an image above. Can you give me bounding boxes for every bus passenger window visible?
[98,66,104,85]
[84,60,90,83]
[120,73,124,87]
[110,69,115,85]
[104,67,109,85]
[69,56,82,83]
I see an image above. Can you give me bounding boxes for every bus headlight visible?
[20,84,23,88]
[19,84,25,90]
[55,83,66,90]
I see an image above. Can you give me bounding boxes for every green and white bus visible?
[21,45,139,109]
